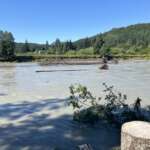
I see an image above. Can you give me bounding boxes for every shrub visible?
[65,50,76,56]
[68,83,150,126]
[77,47,94,55]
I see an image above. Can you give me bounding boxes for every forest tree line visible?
[1,23,150,59]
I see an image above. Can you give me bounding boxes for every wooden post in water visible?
[121,121,150,150]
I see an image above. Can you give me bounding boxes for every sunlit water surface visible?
[0,60,149,105]
[0,60,149,150]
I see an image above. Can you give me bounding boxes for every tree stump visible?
[121,121,150,150]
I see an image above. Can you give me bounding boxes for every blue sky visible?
[0,0,150,43]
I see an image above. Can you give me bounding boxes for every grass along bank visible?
[2,48,150,62]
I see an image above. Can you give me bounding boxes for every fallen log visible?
[36,69,88,73]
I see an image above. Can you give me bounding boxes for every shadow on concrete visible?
[0,99,120,150]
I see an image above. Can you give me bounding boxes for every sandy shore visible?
[38,58,104,65]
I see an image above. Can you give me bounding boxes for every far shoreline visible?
[0,54,150,65]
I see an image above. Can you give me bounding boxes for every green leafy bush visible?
[77,47,94,55]
[68,83,150,126]
[65,50,77,56]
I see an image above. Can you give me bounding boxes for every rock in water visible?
[99,64,109,70]
[121,121,150,150]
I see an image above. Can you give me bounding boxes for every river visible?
[0,60,149,150]
[0,60,149,105]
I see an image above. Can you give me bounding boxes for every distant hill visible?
[15,23,150,54]
[15,42,46,53]
[74,23,150,53]
[2,23,150,55]
[102,23,150,47]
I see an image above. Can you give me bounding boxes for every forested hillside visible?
[74,23,150,55]
[1,23,150,60]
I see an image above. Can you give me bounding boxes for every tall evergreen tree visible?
[0,31,15,58]
[93,36,105,54]
[63,40,76,53]
[45,41,49,50]
[54,38,63,54]
[22,40,30,52]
